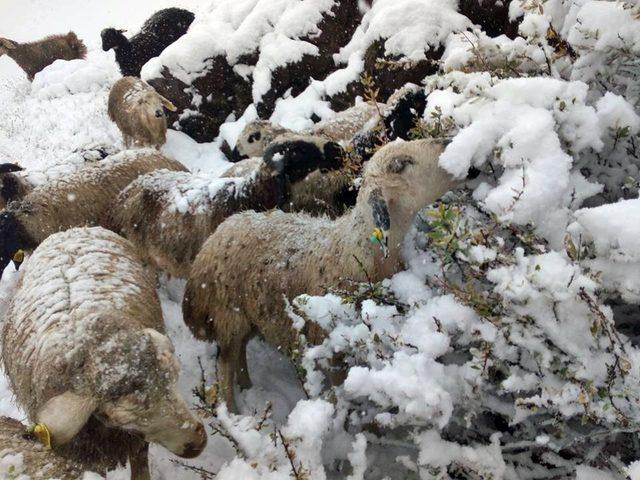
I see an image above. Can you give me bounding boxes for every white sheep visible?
[110,158,285,278]
[108,77,177,148]
[183,139,464,411]
[1,227,207,480]
[0,149,187,275]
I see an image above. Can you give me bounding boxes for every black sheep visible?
[101,7,195,77]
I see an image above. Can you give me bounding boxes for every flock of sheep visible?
[0,6,476,480]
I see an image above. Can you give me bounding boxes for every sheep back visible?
[285,169,356,218]
[184,210,343,351]
[1,227,162,469]
[14,149,186,245]
[111,158,284,277]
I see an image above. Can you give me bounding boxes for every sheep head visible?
[36,326,207,458]
[0,211,33,275]
[232,120,287,162]
[263,134,344,182]
[361,140,459,252]
[100,28,128,51]
[0,38,17,55]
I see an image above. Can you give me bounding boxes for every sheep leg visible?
[129,440,150,480]
[236,334,253,390]
[217,337,250,413]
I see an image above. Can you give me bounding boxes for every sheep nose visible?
[230,147,247,163]
[155,110,163,118]
[179,423,207,458]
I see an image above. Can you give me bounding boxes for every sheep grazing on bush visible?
[0,145,118,209]
[110,158,285,278]
[1,227,207,480]
[183,139,468,411]
[109,77,178,148]
[102,8,195,77]
[0,32,87,81]
[0,416,95,479]
[231,102,380,162]
[0,149,186,275]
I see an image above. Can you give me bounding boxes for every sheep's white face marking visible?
[236,121,282,159]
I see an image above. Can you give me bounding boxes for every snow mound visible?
[31,53,119,100]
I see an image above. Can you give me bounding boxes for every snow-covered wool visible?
[0,145,117,209]
[1,227,207,479]
[182,139,463,411]
[101,7,195,78]
[108,77,177,148]
[111,158,285,278]
[285,168,356,218]
[0,416,96,479]
[0,32,87,81]
[0,149,187,275]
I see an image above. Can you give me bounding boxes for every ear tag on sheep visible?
[12,249,24,270]
[29,423,52,448]
[369,228,389,258]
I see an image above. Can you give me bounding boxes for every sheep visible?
[183,139,466,411]
[231,102,380,162]
[109,157,285,278]
[0,149,187,275]
[0,32,87,81]
[108,77,178,148]
[284,168,357,218]
[0,145,118,209]
[231,120,288,161]
[0,416,94,479]
[102,8,195,77]
[1,227,207,480]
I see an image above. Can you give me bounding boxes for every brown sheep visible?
[108,77,177,148]
[0,145,118,210]
[0,149,187,276]
[0,416,95,479]
[110,158,285,278]
[0,32,87,81]
[2,227,207,480]
[183,139,465,411]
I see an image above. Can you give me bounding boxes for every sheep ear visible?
[157,94,177,112]
[36,391,97,446]
[368,188,390,231]
[0,163,23,174]
[0,39,16,50]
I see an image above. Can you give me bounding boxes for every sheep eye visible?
[387,155,415,174]
[248,132,261,144]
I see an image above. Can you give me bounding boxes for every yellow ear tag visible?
[32,423,52,448]
[12,249,24,263]
[369,228,384,244]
